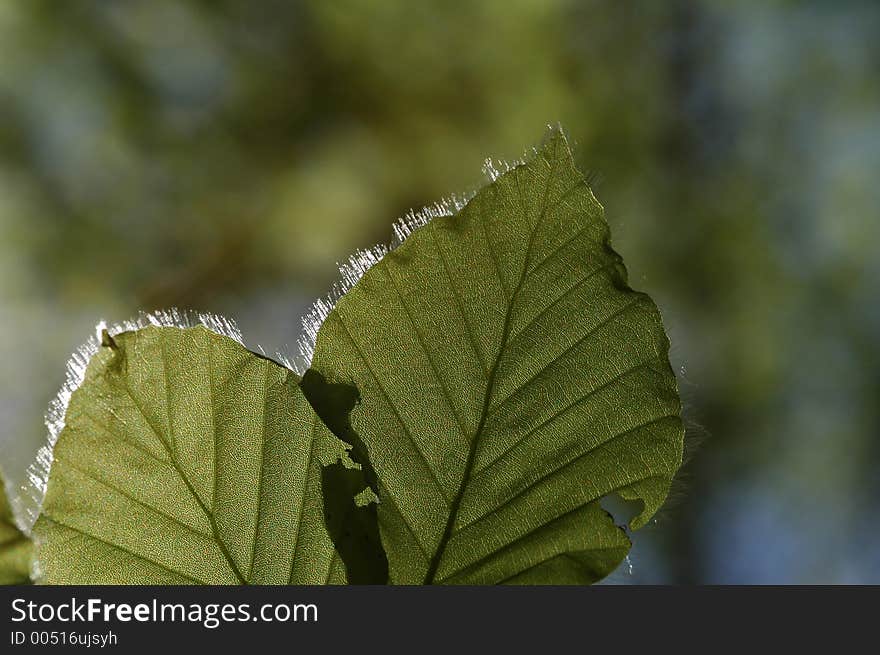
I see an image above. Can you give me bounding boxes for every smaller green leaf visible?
[32,317,385,584]
[0,472,32,584]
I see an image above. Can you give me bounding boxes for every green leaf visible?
[0,472,32,584]
[33,322,385,584]
[308,128,684,584]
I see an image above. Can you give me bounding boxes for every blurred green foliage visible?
[1,0,878,582]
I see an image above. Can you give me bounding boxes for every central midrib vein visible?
[421,285,519,584]
[121,374,248,584]
[423,144,558,584]
[144,341,249,584]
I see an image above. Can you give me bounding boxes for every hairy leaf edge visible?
[17,125,689,584]
[291,125,571,375]
[300,125,687,579]
[15,309,251,539]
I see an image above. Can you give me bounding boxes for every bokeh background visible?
[1,0,878,583]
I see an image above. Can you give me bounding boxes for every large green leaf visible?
[308,128,684,584]
[33,322,385,584]
[0,472,32,584]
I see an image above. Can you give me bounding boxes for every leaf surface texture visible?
[35,326,354,584]
[310,130,684,584]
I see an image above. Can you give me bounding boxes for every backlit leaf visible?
[33,323,385,584]
[308,128,684,584]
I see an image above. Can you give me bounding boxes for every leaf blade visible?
[309,128,683,584]
[34,325,360,584]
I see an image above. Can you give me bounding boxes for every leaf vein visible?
[440,473,661,584]
[383,259,471,442]
[462,413,678,531]
[43,516,209,584]
[333,311,452,506]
